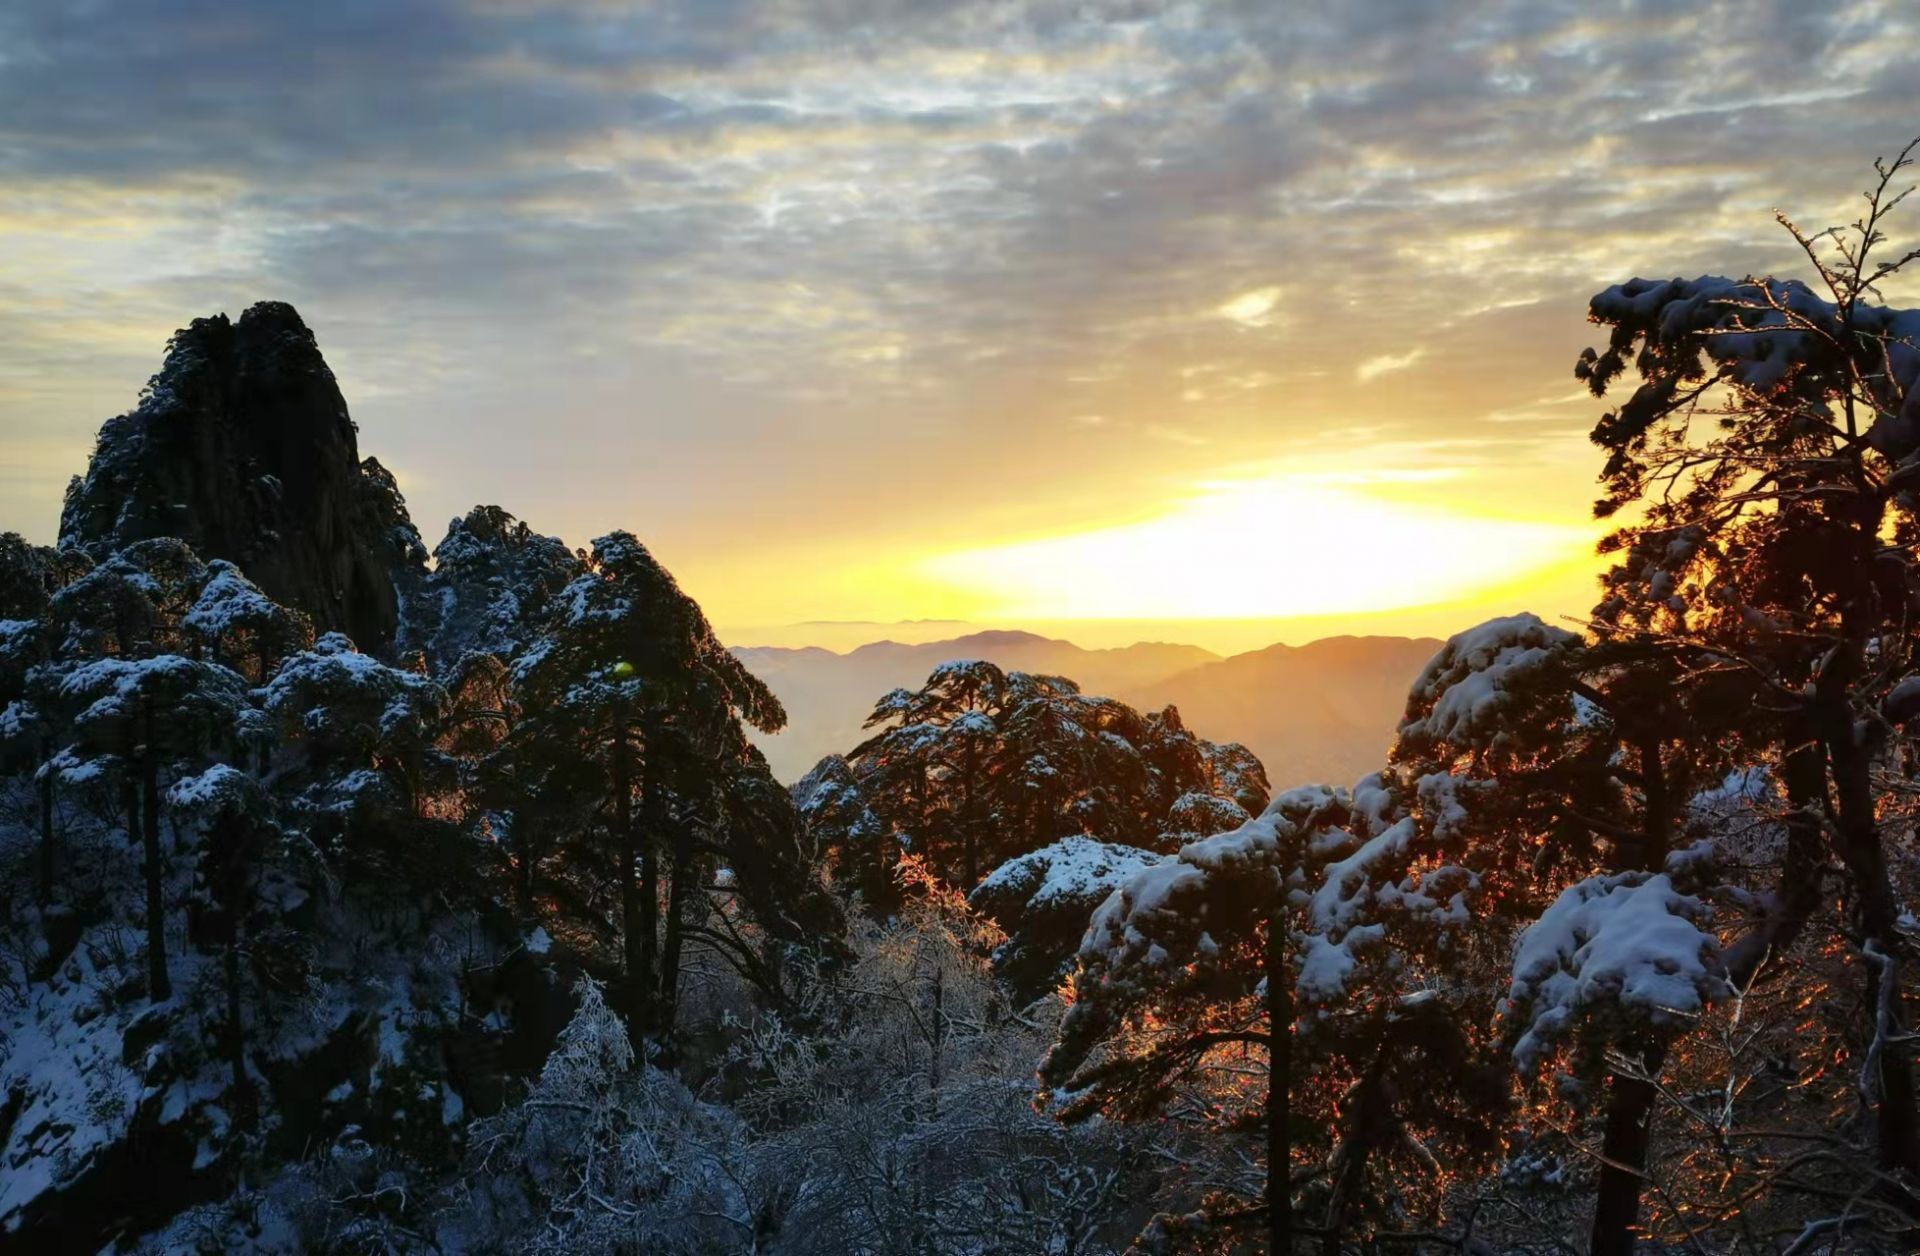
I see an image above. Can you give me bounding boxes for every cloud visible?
[1217,285,1283,326]
[1356,347,1426,382]
[1,0,1917,628]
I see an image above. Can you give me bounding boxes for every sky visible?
[3,1,1918,654]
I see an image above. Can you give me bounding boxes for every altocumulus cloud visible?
[2,0,1918,619]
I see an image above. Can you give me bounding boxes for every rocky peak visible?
[59,302,426,651]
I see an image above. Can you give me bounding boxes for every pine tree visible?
[839,662,1265,901]
[505,531,824,1048]
[181,559,314,683]
[14,530,271,999]
[169,763,275,1120]
[0,532,87,622]
[791,753,894,912]
[400,504,584,674]
[967,835,1163,1003]
[1040,775,1507,1251]
[263,632,443,824]
[52,654,253,1000]
[1576,138,1920,1189]
[1391,614,1755,1254]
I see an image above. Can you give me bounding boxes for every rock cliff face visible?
[58,302,425,651]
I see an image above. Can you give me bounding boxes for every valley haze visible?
[734,628,1440,787]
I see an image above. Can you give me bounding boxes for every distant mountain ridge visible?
[732,628,1441,788]
[1123,634,1443,789]
[733,630,1220,780]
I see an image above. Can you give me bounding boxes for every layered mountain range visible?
[734,630,1442,788]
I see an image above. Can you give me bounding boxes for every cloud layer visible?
[3,0,1916,627]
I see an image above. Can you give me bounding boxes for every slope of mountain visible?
[1123,635,1442,790]
[733,630,1221,780]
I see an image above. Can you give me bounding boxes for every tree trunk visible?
[1775,733,1828,942]
[657,820,695,1053]
[1727,732,1827,985]
[514,836,537,919]
[140,743,171,1003]
[224,917,254,1124]
[1319,1051,1393,1256]
[1810,596,1920,1176]
[1267,910,1292,1256]
[37,733,55,905]
[1825,726,1920,1175]
[959,743,979,889]
[1585,740,1679,1255]
[872,825,891,915]
[1636,735,1672,865]
[1589,1038,1668,1256]
[613,721,647,1052]
[921,963,945,1252]
[638,780,663,1044]
[123,774,140,850]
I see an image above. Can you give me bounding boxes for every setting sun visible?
[920,472,1593,621]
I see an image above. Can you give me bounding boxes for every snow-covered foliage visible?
[1048,773,1478,1077]
[1506,863,1730,1075]
[44,539,205,660]
[788,752,892,906]
[1583,274,1920,446]
[182,560,314,679]
[1039,773,1506,1241]
[448,979,760,1253]
[969,835,1163,1002]
[1397,613,1581,755]
[59,654,252,742]
[820,659,1264,910]
[0,753,483,1245]
[496,528,834,1012]
[0,526,540,1246]
[398,505,583,678]
[264,634,446,765]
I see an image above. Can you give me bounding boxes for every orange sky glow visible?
[3,5,1916,653]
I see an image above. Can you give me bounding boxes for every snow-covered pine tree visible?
[168,764,276,1118]
[10,537,273,998]
[836,661,1264,906]
[1039,772,1507,1252]
[1391,612,1758,1254]
[52,654,254,1000]
[966,835,1163,1004]
[262,632,450,854]
[1576,138,1920,1193]
[399,504,584,675]
[790,753,894,911]
[505,530,832,1048]
[182,560,315,684]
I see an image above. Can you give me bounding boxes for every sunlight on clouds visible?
[4,0,1915,640]
[1217,286,1283,326]
[919,472,1590,621]
[1355,348,1426,382]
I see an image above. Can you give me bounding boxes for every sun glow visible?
[919,473,1592,621]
